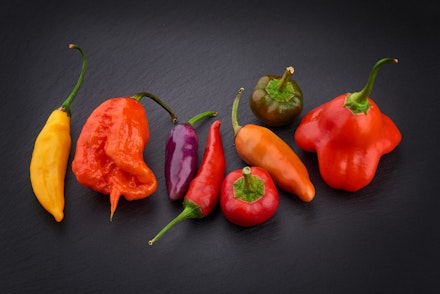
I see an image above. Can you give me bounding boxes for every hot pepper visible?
[72,92,177,220]
[165,111,217,201]
[294,58,402,192]
[232,88,315,202]
[220,166,279,227]
[149,120,225,245]
[250,66,303,127]
[30,44,87,222]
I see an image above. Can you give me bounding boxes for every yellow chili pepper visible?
[30,44,87,222]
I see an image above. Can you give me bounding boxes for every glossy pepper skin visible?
[250,66,303,127]
[294,58,402,192]
[72,92,177,220]
[233,88,315,202]
[165,111,217,201]
[149,120,225,245]
[220,166,279,227]
[30,44,86,222]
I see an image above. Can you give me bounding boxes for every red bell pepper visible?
[220,166,279,227]
[294,58,402,192]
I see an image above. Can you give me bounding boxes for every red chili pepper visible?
[148,120,225,245]
[294,58,402,192]
[220,166,279,227]
[72,92,177,220]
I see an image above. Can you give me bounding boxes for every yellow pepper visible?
[30,44,87,222]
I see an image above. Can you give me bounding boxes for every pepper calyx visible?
[233,167,264,202]
[265,66,296,102]
[344,92,372,114]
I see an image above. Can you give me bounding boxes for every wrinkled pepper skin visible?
[30,44,86,222]
[72,97,157,220]
[165,111,217,201]
[294,58,402,192]
[232,88,315,202]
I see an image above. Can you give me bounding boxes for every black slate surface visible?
[1,0,439,293]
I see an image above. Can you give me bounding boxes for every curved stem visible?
[187,111,217,126]
[231,88,245,135]
[60,44,87,115]
[132,92,178,123]
[345,58,398,114]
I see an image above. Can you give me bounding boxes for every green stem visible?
[276,66,294,91]
[187,111,217,126]
[344,58,398,114]
[242,166,253,192]
[148,200,202,245]
[132,92,178,123]
[60,44,87,115]
[231,88,245,135]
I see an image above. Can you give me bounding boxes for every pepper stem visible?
[233,167,264,202]
[187,111,217,126]
[242,166,253,191]
[344,58,398,114]
[60,44,87,116]
[277,66,294,91]
[232,88,245,135]
[148,200,203,245]
[132,92,178,123]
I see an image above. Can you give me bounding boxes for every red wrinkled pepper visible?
[220,166,279,227]
[72,92,177,220]
[149,120,225,245]
[294,58,402,192]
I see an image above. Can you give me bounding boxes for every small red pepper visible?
[294,58,402,192]
[149,120,226,245]
[72,92,177,220]
[220,166,279,227]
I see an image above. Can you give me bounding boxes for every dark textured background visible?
[1,0,439,293]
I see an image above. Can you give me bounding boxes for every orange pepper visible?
[72,92,177,220]
[231,88,315,202]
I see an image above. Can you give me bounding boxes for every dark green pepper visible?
[249,66,303,127]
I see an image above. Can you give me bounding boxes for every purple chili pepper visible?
[165,111,217,201]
